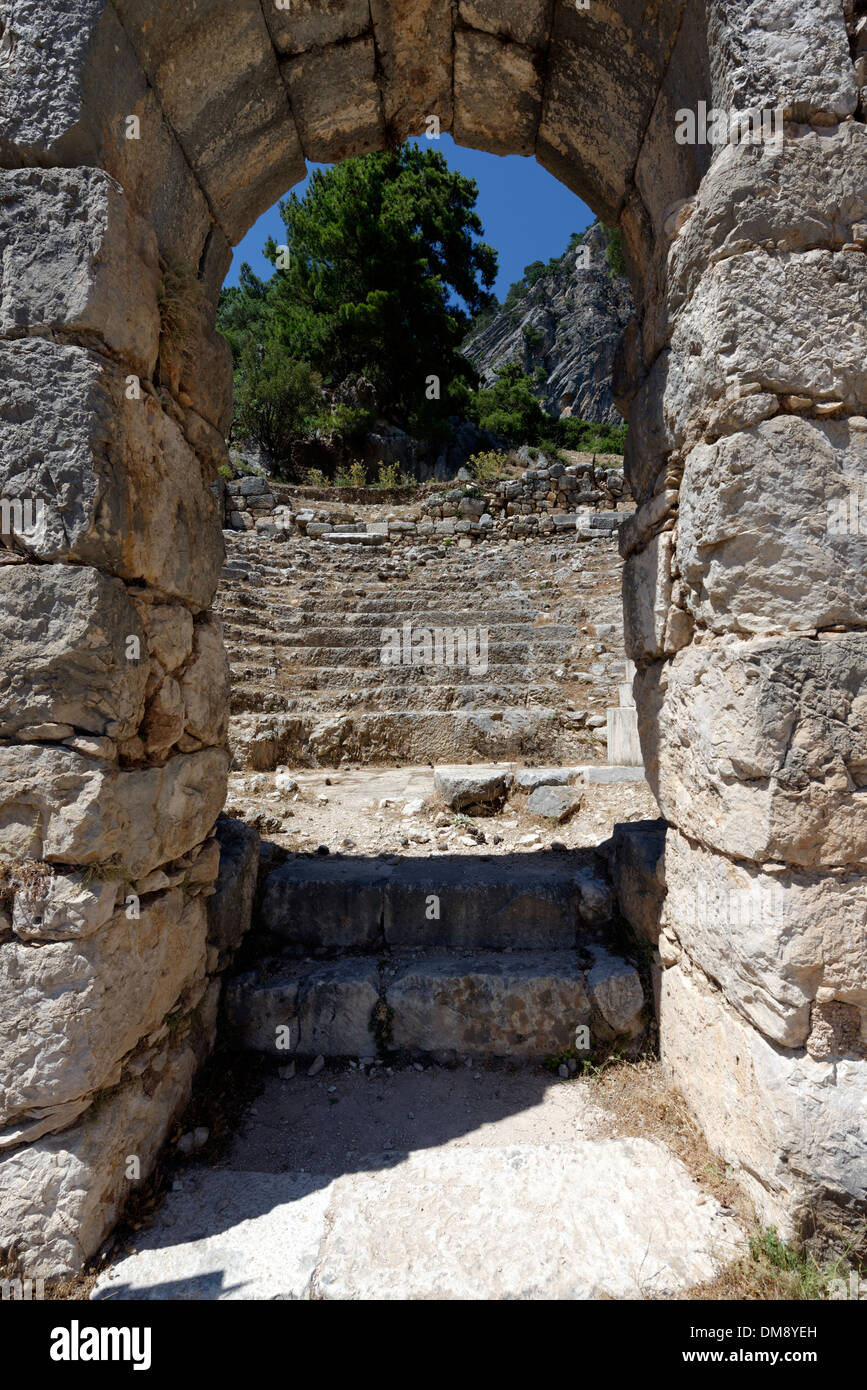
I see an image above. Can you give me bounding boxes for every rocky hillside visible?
[462,223,633,426]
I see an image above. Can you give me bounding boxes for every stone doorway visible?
[0,0,864,1277]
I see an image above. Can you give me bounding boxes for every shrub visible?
[306,468,329,487]
[158,258,203,370]
[468,449,510,482]
[375,460,410,489]
[603,225,627,278]
[233,351,324,465]
[335,460,367,488]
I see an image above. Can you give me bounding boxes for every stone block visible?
[458,0,553,50]
[661,962,866,1242]
[433,764,513,811]
[281,39,383,163]
[606,707,643,767]
[263,0,370,56]
[638,633,867,869]
[536,0,685,224]
[662,829,867,1048]
[113,0,305,243]
[0,1042,198,1276]
[586,947,645,1037]
[0,745,229,879]
[666,250,867,454]
[525,785,582,823]
[600,819,667,945]
[369,0,454,141]
[224,958,379,1057]
[387,953,592,1057]
[0,890,207,1143]
[259,858,385,952]
[0,339,224,609]
[0,565,148,741]
[706,0,858,122]
[205,815,260,968]
[0,168,161,377]
[678,416,867,636]
[667,124,867,313]
[453,30,541,156]
[179,614,230,748]
[383,857,583,950]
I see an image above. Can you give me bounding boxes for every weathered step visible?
[228,663,574,692]
[264,640,573,668]
[231,625,575,652]
[224,946,645,1060]
[259,851,614,952]
[229,683,568,715]
[229,707,569,768]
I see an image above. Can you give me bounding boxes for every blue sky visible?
[225,134,594,303]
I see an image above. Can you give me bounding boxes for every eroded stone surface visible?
[663,828,867,1048]
[0,745,229,878]
[0,340,224,608]
[639,633,867,869]
[0,565,148,740]
[662,962,867,1240]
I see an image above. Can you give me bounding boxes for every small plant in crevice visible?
[158,257,203,373]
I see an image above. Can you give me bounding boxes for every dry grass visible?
[584,1055,861,1300]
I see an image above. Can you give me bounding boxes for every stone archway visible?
[0,0,864,1274]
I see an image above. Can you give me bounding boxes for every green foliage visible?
[218,145,497,459]
[746,1227,851,1300]
[305,468,329,487]
[334,460,368,488]
[522,323,544,352]
[468,362,549,445]
[604,225,627,278]
[374,460,413,489]
[467,449,510,482]
[232,345,324,465]
[558,415,627,455]
[468,363,626,454]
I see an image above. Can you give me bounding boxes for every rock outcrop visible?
[461,223,633,425]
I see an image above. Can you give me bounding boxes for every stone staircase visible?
[223,847,648,1065]
[215,529,628,769]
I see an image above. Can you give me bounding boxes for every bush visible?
[468,363,549,446]
[374,460,413,489]
[467,449,510,482]
[305,468,329,487]
[334,460,367,488]
[558,416,627,455]
[603,225,627,279]
[232,350,324,465]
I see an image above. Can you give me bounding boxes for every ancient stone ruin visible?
[0,0,864,1287]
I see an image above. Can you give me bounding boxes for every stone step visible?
[223,945,645,1060]
[258,850,615,953]
[240,640,573,669]
[223,624,576,651]
[226,659,577,687]
[229,708,573,769]
[228,685,574,715]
